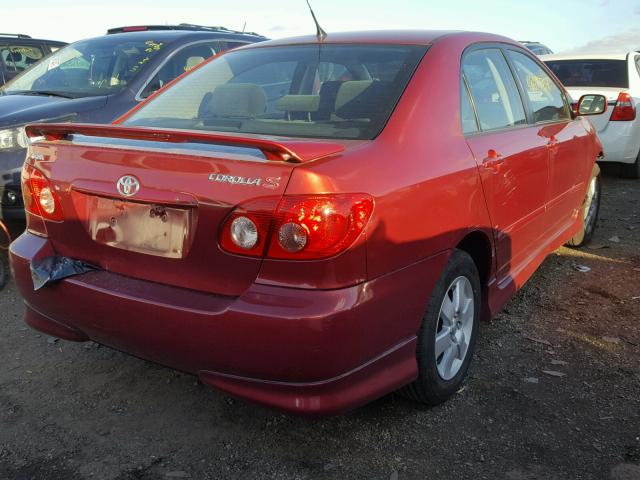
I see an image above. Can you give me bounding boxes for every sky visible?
[2,0,639,53]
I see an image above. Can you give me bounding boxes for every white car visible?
[542,52,640,178]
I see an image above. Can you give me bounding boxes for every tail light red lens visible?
[268,194,374,259]
[610,92,636,121]
[21,164,64,222]
[219,194,374,260]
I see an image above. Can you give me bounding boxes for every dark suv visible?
[0,33,67,86]
[0,24,266,227]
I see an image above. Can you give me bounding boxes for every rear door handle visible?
[482,149,505,172]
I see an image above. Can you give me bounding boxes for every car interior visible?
[127,45,425,140]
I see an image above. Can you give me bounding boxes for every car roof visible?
[0,34,67,45]
[77,29,265,45]
[541,52,631,61]
[242,30,517,48]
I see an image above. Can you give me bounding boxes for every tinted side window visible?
[636,55,640,77]
[462,48,526,131]
[0,44,45,72]
[141,42,222,98]
[460,78,478,134]
[544,59,628,88]
[508,50,570,123]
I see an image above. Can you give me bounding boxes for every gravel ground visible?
[0,170,638,480]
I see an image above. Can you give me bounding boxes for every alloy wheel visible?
[435,276,475,381]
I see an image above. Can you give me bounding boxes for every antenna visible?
[242,22,246,33]
[305,0,327,42]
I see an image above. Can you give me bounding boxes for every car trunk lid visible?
[25,123,346,296]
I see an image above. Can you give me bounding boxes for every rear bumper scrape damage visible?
[30,255,97,290]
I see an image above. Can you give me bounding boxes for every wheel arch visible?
[455,229,495,321]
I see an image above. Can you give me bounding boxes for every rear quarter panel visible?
[276,34,496,344]
[284,34,495,280]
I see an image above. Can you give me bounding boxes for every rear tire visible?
[567,165,601,248]
[620,154,640,179]
[0,252,7,291]
[400,249,481,405]
[0,221,9,291]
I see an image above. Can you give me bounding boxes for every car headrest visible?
[335,81,374,111]
[335,80,389,119]
[6,52,23,63]
[276,95,320,112]
[185,56,205,71]
[199,83,267,118]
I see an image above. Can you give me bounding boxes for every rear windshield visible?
[3,37,170,98]
[544,59,628,88]
[0,45,46,73]
[123,44,428,140]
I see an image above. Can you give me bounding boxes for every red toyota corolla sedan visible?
[10,31,606,416]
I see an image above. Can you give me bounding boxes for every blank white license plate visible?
[86,196,191,258]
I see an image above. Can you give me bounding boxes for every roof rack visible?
[0,33,32,39]
[106,23,264,37]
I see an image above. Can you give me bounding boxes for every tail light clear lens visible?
[610,92,636,121]
[219,197,280,257]
[277,222,308,253]
[229,216,259,250]
[21,163,63,222]
[219,194,374,260]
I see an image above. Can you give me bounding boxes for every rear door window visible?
[0,45,45,73]
[544,59,628,88]
[462,48,527,131]
[507,50,570,123]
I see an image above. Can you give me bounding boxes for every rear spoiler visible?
[25,123,345,164]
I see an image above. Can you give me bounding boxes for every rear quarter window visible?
[544,59,628,88]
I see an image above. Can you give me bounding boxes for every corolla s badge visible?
[116,175,140,197]
[208,173,281,189]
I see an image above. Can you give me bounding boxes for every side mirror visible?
[575,94,608,116]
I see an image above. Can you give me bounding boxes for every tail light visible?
[22,163,64,222]
[220,194,374,260]
[268,195,373,259]
[219,198,279,257]
[610,92,636,121]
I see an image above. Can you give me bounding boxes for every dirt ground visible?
[0,168,638,480]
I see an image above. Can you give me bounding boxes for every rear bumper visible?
[10,232,447,415]
[597,119,640,164]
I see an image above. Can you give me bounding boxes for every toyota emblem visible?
[116,175,140,197]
